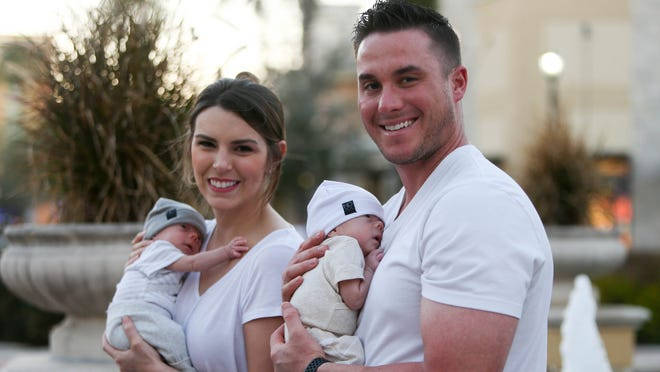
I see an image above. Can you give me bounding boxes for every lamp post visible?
[538,51,564,124]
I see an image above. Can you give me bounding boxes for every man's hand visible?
[281,232,328,301]
[270,302,324,372]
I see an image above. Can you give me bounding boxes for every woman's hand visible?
[126,231,153,267]
[281,232,328,302]
[102,316,175,372]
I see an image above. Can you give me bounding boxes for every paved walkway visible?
[0,343,45,369]
[2,342,659,371]
[634,345,660,372]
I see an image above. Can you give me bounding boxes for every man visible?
[271,1,553,371]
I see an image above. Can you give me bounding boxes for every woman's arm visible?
[244,316,284,372]
[102,316,177,372]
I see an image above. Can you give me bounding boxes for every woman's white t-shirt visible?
[173,219,301,372]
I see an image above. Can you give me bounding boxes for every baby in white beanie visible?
[289,180,385,365]
[105,198,248,371]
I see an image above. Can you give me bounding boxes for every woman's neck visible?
[210,202,288,248]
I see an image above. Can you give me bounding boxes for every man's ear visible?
[450,65,468,102]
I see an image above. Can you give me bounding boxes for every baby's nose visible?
[190,232,200,242]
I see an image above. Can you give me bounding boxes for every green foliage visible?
[8,0,196,222]
[271,53,381,223]
[1,43,31,222]
[271,67,338,223]
[0,123,30,223]
[521,120,599,225]
[596,274,660,343]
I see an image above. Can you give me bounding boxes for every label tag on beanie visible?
[342,201,356,215]
[166,209,177,219]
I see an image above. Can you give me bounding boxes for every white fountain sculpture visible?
[560,274,612,372]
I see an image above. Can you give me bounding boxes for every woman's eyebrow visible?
[193,133,216,141]
[231,139,259,145]
[193,134,259,145]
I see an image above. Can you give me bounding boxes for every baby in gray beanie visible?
[105,198,248,371]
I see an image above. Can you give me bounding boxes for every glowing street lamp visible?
[538,52,564,124]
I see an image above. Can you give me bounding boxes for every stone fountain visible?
[0,223,140,371]
[547,226,650,371]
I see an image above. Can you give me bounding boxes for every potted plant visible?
[521,118,627,303]
[0,0,196,369]
[520,118,649,371]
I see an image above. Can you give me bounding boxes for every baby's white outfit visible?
[105,240,194,371]
[289,235,365,364]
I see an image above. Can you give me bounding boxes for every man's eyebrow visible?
[358,65,421,81]
[394,65,421,75]
[358,73,376,82]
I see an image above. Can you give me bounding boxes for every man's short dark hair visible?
[352,0,461,72]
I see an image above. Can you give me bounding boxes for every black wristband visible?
[304,357,330,372]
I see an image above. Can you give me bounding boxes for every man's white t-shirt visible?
[173,220,301,372]
[355,145,553,371]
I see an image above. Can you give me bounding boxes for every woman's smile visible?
[208,178,240,192]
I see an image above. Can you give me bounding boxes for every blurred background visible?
[1,0,659,369]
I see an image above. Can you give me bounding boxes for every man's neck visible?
[396,138,468,215]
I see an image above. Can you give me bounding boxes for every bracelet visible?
[304,357,330,372]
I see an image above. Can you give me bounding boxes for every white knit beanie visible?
[306,180,384,237]
[143,198,206,239]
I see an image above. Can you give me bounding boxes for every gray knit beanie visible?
[143,198,206,240]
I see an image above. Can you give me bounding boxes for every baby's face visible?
[153,224,203,255]
[331,214,384,255]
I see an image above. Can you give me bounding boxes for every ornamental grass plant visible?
[10,0,196,222]
[521,118,599,226]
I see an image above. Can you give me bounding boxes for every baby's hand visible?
[365,248,384,273]
[226,236,250,258]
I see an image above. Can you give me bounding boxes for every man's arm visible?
[271,300,517,372]
[420,298,517,371]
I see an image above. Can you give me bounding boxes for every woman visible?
[103,73,302,372]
